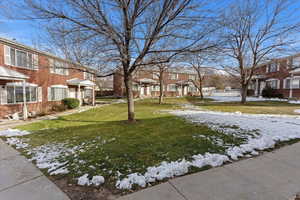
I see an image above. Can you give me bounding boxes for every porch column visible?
[255,79,259,96]
[22,80,28,120]
[77,84,82,106]
[289,74,294,98]
[92,85,95,106]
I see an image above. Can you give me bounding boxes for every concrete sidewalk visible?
[0,139,70,200]
[119,143,300,200]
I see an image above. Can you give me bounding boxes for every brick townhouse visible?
[250,54,300,98]
[0,37,96,119]
[113,67,201,97]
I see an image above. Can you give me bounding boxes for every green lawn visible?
[14,97,246,190]
[194,100,300,115]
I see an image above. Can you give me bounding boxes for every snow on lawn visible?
[1,129,107,185]
[209,96,288,103]
[295,109,300,114]
[0,129,31,137]
[171,110,300,160]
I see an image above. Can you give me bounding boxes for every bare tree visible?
[218,0,300,103]
[14,0,215,122]
[186,53,208,99]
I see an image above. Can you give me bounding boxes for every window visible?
[268,63,278,72]
[292,57,300,68]
[188,86,197,92]
[266,79,279,89]
[189,75,196,80]
[49,59,69,75]
[151,85,160,91]
[152,72,159,79]
[284,79,291,89]
[133,84,139,91]
[84,72,94,80]
[4,46,38,70]
[5,85,38,104]
[169,73,178,80]
[168,84,177,91]
[50,87,68,101]
[84,89,93,98]
[291,79,300,89]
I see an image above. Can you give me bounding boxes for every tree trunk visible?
[159,72,164,104]
[124,74,135,122]
[199,80,204,99]
[241,84,248,104]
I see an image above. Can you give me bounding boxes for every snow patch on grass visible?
[77,174,105,186]
[210,96,287,103]
[0,129,31,137]
[116,153,229,189]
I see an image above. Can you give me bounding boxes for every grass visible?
[195,100,300,115]
[14,97,246,189]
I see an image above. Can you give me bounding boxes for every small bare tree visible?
[218,0,300,103]
[15,0,213,122]
[186,53,209,99]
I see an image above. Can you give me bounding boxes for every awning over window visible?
[67,78,95,87]
[0,66,29,80]
[6,82,38,87]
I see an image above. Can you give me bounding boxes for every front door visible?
[259,81,265,96]
[69,88,76,98]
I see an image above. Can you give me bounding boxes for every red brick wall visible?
[253,58,300,98]
[0,43,92,118]
[113,69,199,97]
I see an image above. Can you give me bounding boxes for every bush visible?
[62,98,80,109]
[262,86,284,99]
[52,104,67,112]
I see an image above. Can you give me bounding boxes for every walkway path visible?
[119,142,300,200]
[0,139,70,200]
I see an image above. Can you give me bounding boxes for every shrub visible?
[62,98,80,109]
[52,104,67,112]
[262,86,284,99]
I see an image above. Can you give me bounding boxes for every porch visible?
[0,66,30,120]
[66,78,96,106]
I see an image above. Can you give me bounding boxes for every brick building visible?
[0,38,96,119]
[250,54,300,98]
[113,67,201,98]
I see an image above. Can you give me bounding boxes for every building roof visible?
[0,37,97,74]
[67,78,95,87]
[0,66,29,80]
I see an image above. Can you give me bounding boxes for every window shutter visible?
[283,79,286,89]
[48,87,51,101]
[33,54,39,70]
[49,59,54,73]
[265,65,269,73]
[277,63,280,71]
[4,45,11,65]
[66,88,70,98]
[83,72,86,79]
[38,87,42,102]
[0,86,8,104]
[277,80,280,89]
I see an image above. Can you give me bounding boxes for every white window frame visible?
[268,63,278,73]
[84,71,94,80]
[266,79,280,89]
[49,58,69,76]
[152,72,160,79]
[169,73,178,80]
[4,45,38,70]
[151,85,160,91]
[4,84,38,105]
[48,85,68,101]
[189,74,196,80]
[283,78,291,89]
[168,84,177,91]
